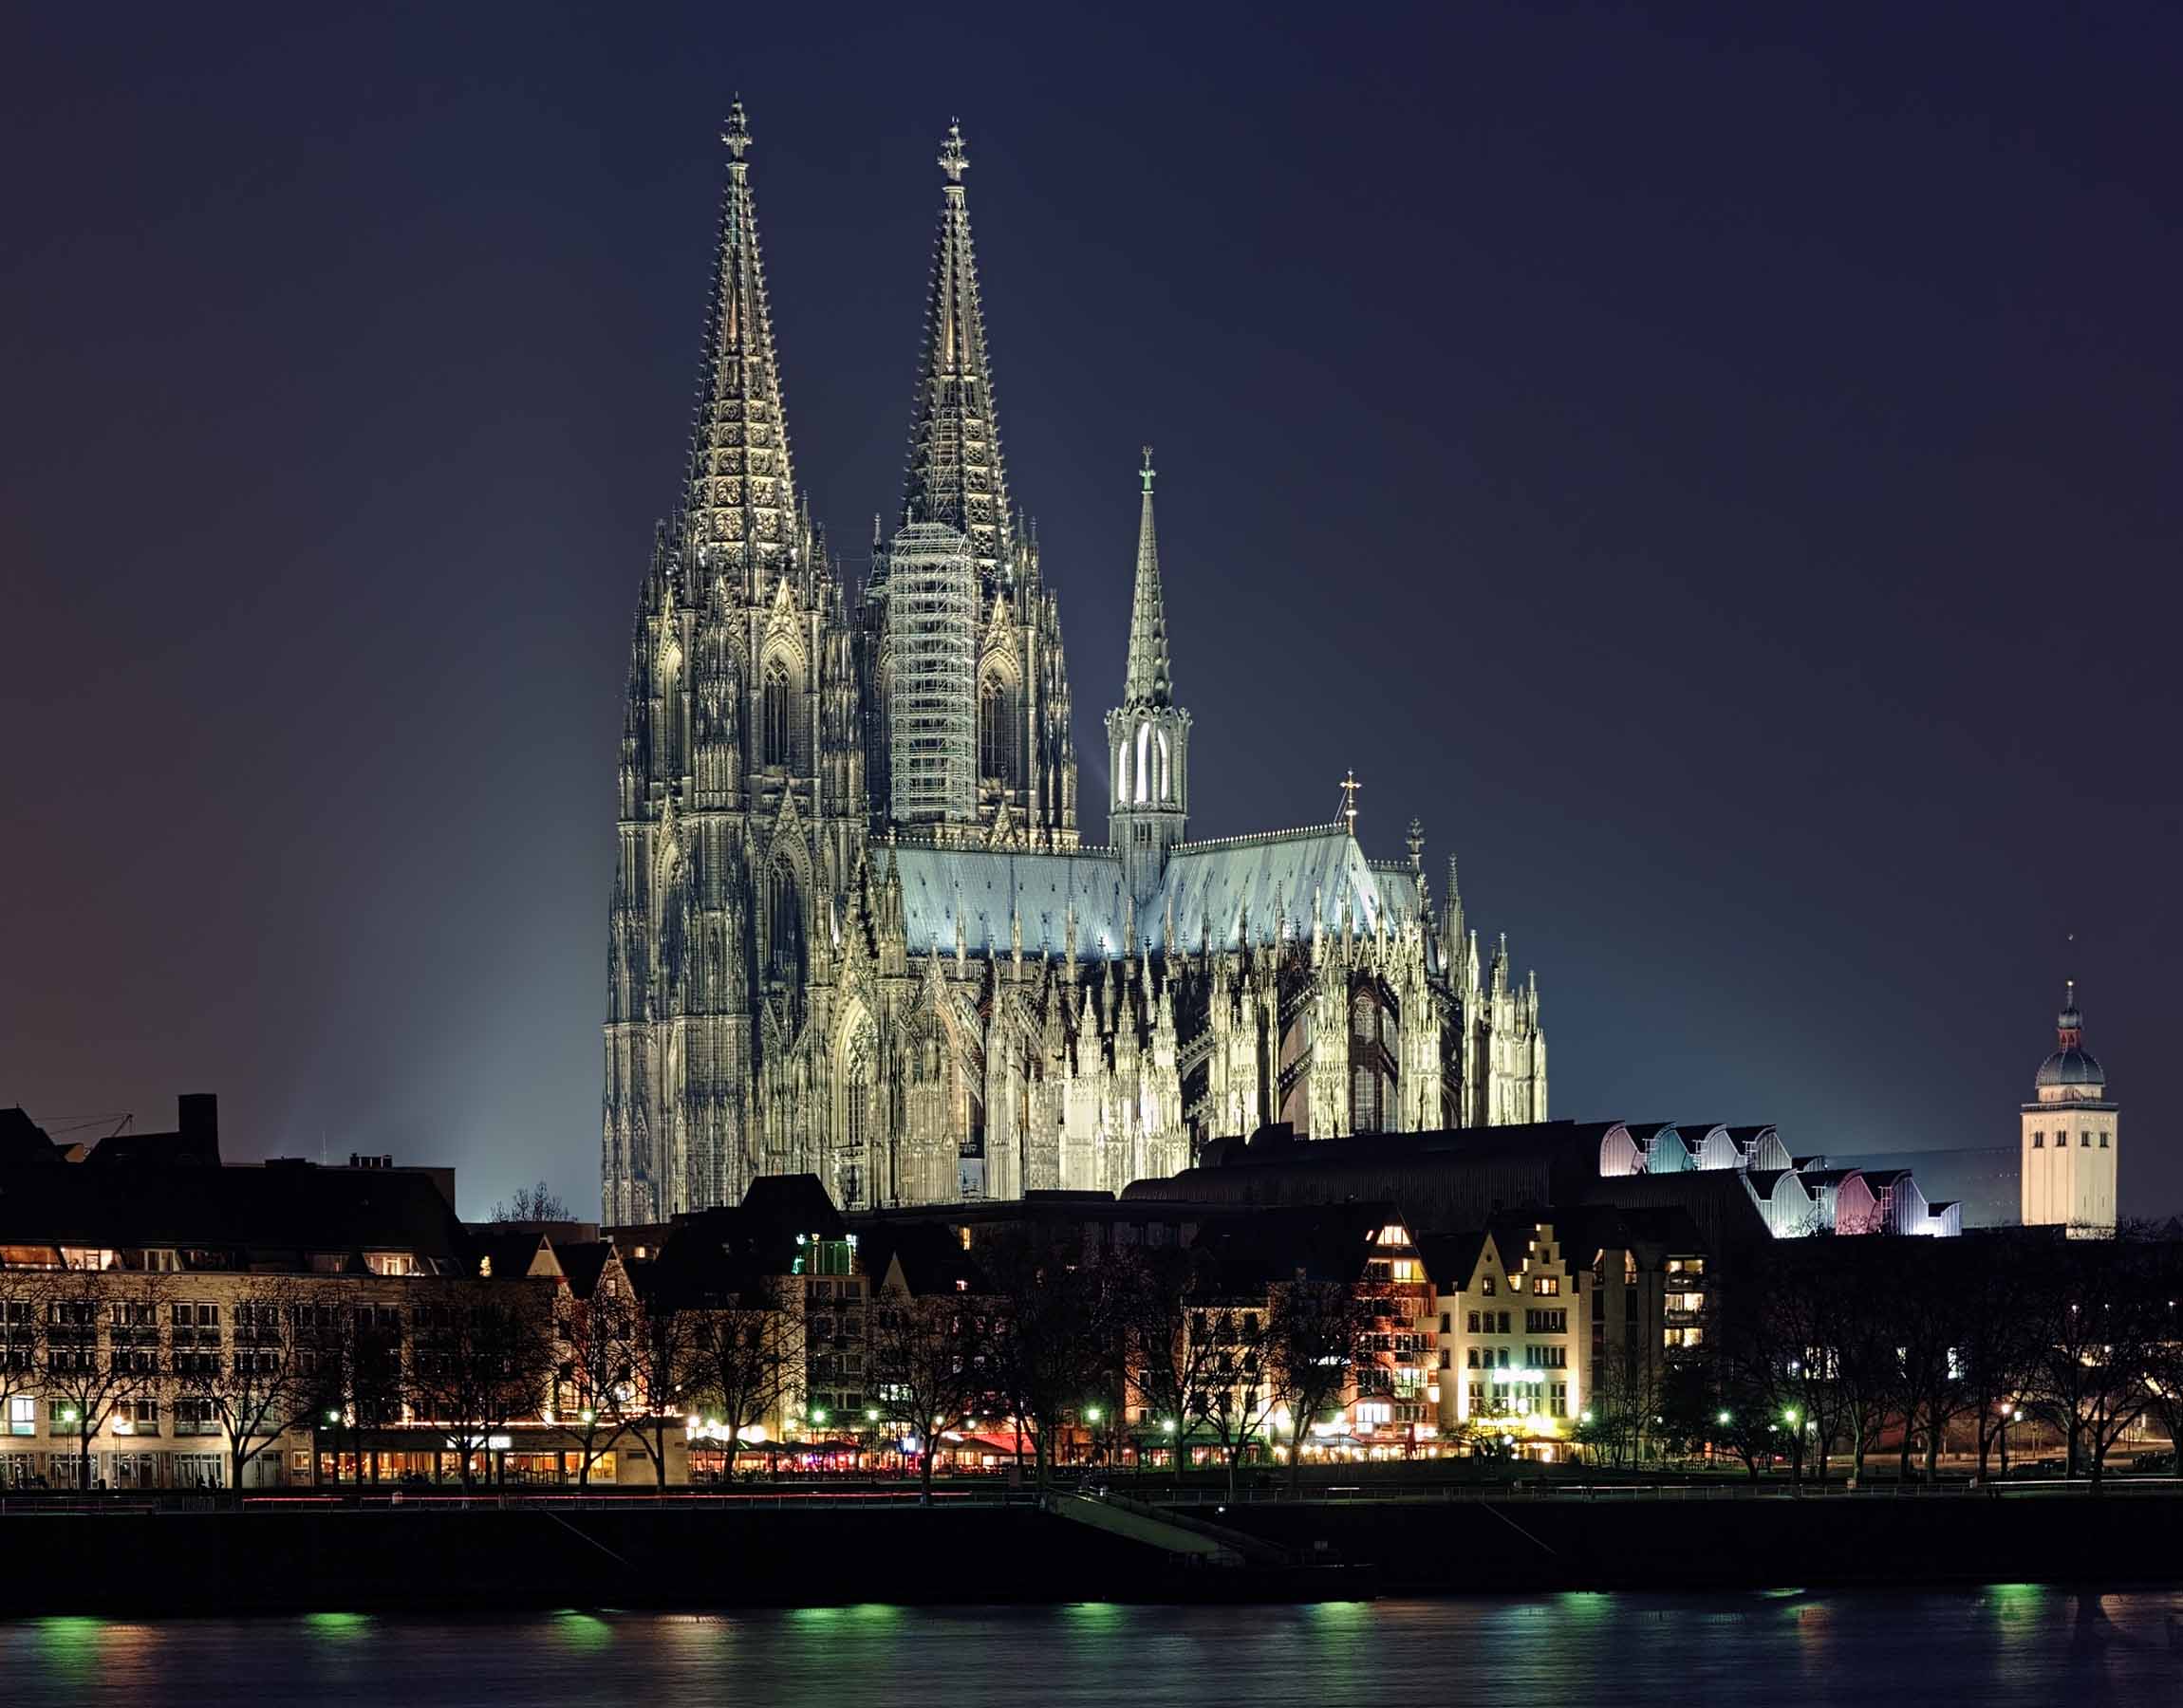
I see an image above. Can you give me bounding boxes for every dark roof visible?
[0,1160,467,1267]
[862,1220,984,1297]
[0,1109,60,1168]
[554,1240,615,1300]
[1188,1202,1394,1291]
[462,1227,555,1282]
[1577,1172,1766,1256]
[1123,1121,1618,1228]
[740,1174,848,1236]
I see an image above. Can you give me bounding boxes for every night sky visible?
[7,4,2177,1220]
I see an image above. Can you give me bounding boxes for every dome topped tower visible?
[2020,979,2118,1237]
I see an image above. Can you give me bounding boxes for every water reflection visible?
[4,1591,2179,1705]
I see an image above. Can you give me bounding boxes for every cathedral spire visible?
[1122,447,1172,708]
[686,99,799,587]
[902,120,1014,587]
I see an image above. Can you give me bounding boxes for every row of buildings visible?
[0,1094,1714,1488]
[0,983,2127,1491]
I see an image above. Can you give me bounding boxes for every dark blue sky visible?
[6,3,2177,1219]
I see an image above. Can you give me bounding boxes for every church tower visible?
[862,121,1077,847]
[603,102,866,1225]
[1106,449,1190,906]
[2020,981,2118,1237]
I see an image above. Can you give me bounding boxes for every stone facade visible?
[602,111,1548,1224]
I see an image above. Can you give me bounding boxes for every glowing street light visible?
[1161,1419,1177,1435]
[865,1407,880,1423]
[812,1407,829,1427]
[1717,1410,1733,1426]
[1086,1405,1103,1424]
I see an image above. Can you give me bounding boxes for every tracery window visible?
[762,661,793,770]
[766,863,805,993]
[979,678,1014,784]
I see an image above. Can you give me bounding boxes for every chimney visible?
[177,1093,219,1162]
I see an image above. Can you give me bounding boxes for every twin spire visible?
[902,118,1015,588]
[682,105,1168,704]
[684,98,798,581]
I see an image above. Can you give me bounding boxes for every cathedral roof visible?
[887,824,1424,960]
[1161,826,1418,950]
[893,845,1129,959]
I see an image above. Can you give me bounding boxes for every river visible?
[7,1589,2180,1703]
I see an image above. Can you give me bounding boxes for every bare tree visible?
[1189,1298,1279,1497]
[302,1296,407,1487]
[868,1279,993,1504]
[624,1290,701,1487]
[41,1267,167,1492]
[1113,1247,1225,1471]
[556,1281,642,1487]
[1954,1244,2044,1484]
[407,1280,556,1489]
[1267,1276,1381,1490]
[683,1277,804,1469]
[174,1275,316,1495]
[490,1181,572,1223]
[0,1268,51,1457]
[2024,1242,2161,1489]
[983,1232,1111,1489]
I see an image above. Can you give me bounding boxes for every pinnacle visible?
[901,118,1014,590]
[1122,448,1173,709]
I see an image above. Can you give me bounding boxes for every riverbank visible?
[4,1493,2176,1614]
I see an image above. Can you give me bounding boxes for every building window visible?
[766,862,805,992]
[1466,1310,1480,1333]
[979,678,1014,784]
[6,1397,31,1437]
[1533,1275,1559,1296]
[2100,1132,2109,1149]
[2032,1132,2043,1148]
[761,660,793,770]
[2081,1132,2092,1148]
[1481,1275,1496,1297]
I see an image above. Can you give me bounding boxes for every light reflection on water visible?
[6,1589,2181,1704]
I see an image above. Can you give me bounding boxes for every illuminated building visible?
[600,107,1549,1224]
[1424,1221,1583,1452]
[2019,982,2118,1237]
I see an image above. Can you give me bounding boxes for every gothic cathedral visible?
[601,109,1548,1223]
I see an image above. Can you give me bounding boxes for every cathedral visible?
[600,108,1549,1224]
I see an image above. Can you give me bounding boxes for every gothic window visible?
[1349,990,1387,1134]
[979,678,1014,785]
[845,1025,874,1156]
[766,863,805,993]
[762,660,793,770]
[1352,1067,1380,1135]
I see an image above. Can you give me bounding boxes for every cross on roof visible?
[1338,770,1362,833]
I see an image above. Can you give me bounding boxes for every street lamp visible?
[1717,1410,1733,1426]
